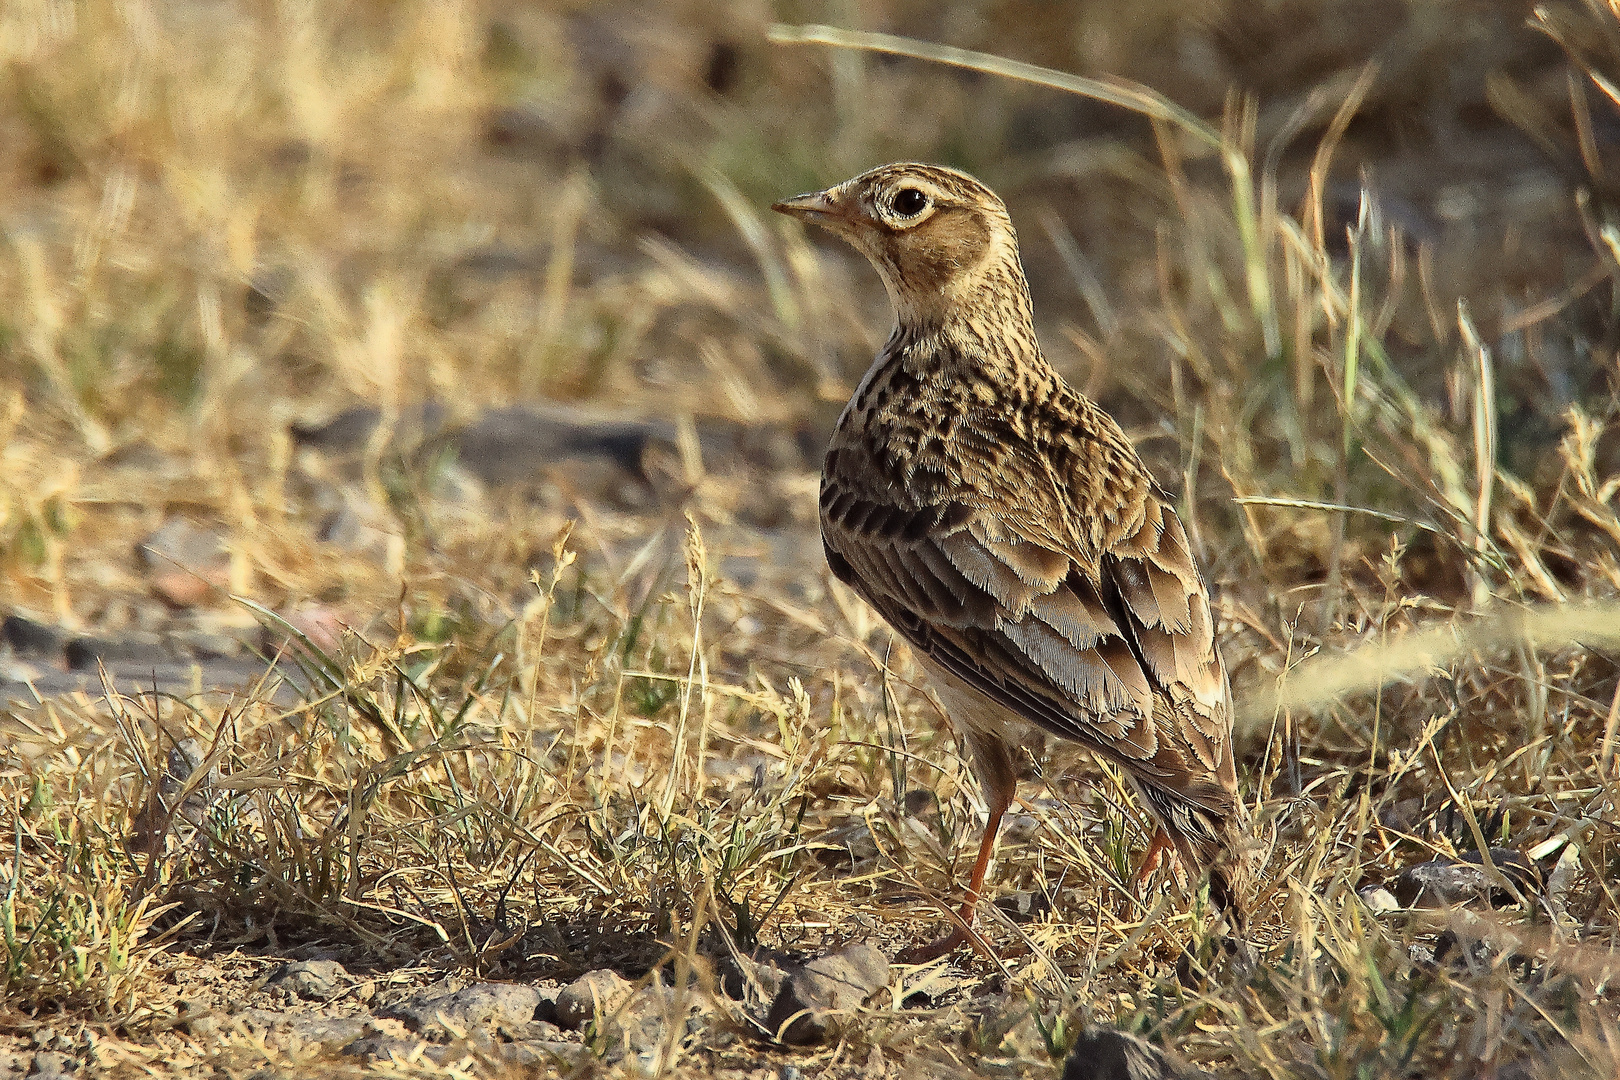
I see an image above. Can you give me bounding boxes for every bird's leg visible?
[898,800,1009,963]
[1133,827,1191,894]
[899,733,1016,964]
[1133,827,1175,889]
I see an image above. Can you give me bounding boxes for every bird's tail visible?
[1141,783,1255,929]
[1190,803,1254,931]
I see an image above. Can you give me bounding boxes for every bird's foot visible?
[896,926,970,965]
[897,910,999,964]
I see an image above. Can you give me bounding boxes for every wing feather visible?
[821,411,1234,815]
[937,531,1041,614]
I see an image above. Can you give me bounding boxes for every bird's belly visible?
[915,655,1048,747]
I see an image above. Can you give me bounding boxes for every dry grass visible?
[2,1,1620,1077]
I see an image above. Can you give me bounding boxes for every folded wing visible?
[821,468,1233,811]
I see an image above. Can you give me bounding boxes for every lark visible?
[773,164,1249,962]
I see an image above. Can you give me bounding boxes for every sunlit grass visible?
[0,1,1618,1077]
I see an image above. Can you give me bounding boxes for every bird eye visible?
[891,188,930,217]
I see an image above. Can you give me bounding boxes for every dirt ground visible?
[3,1,1620,1077]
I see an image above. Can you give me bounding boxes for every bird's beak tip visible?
[772,189,843,221]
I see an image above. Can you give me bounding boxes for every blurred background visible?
[3,4,1620,1073]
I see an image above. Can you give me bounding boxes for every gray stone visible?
[341,1035,430,1061]
[290,404,447,454]
[384,982,543,1040]
[1433,926,1500,971]
[812,820,879,871]
[765,943,889,1045]
[717,950,791,1005]
[231,1010,372,1050]
[315,501,397,557]
[375,976,462,1012]
[63,634,171,671]
[25,1053,77,1079]
[138,518,232,607]
[502,1020,563,1042]
[531,984,560,1025]
[176,999,219,1037]
[1379,796,1428,834]
[1394,859,1490,906]
[2,656,313,711]
[138,517,229,574]
[993,890,1053,923]
[600,984,702,1066]
[291,407,386,451]
[1062,1026,1198,1080]
[503,1040,589,1068]
[453,244,547,278]
[453,405,665,486]
[0,657,44,685]
[285,1016,373,1050]
[1392,848,1540,908]
[262,603,347,660]
[900,788,942,825]
[1,615,62,657]
[167,629,247,660]
[554,969,633,1030]
[266,959,348,1002]
[1357,885,1401,913]
[900,969,967,1009]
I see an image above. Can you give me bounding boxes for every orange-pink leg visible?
[899,733,1017,964]
[1133,827,1188,892]
[897,801,1008,963]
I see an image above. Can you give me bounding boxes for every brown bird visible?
[773,163,1249,963]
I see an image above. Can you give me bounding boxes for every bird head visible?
[772,163,1025,329]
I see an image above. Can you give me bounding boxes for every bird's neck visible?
[888,259,1052,391]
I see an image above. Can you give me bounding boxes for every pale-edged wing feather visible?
[821,471,1233,812]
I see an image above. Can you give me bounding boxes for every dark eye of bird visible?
[891,188,929,217]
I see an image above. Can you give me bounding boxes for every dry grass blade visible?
[0,3,1616,1078]
[767,23,1223,151]
[1244,601,1620,723]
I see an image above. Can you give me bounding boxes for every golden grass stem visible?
[1458,300,1497,608]
[527,168,590,396]
[766,23,1223,152]
[1240,600,1620,725]
[661,513,710,819]
[1601,679,1620,777]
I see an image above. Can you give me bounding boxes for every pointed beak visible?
[771,187,849,225]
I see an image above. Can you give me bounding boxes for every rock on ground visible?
[265,959,348,1003]
[764,943,889,1045]
[554,969,633,1031]
[381,982,545,1040]
[600,984,705,1067]
[228,1011,376,1052]
[1392,848,1541,908]
[1062,1027,1205,1080]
